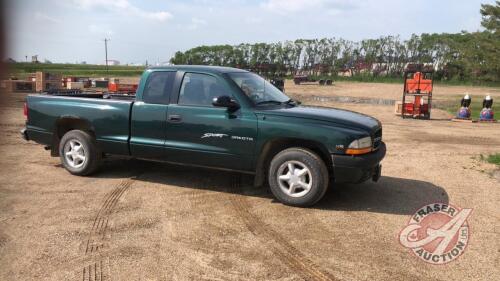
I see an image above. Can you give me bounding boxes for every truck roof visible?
[148,65,248,74]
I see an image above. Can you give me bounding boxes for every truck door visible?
[130,71,176,159]
[164,72,257,171]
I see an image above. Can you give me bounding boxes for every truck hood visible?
[256,105,381,132]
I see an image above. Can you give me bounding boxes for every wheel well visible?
[254,138,332,187]
[51,118,95,156]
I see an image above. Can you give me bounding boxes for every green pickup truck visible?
[22,66,385,206]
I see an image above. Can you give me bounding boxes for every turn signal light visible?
[23,103,28,120]
[345,147,372,155]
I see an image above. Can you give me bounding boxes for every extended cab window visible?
[178,73,223,106]
[142,72,175,104]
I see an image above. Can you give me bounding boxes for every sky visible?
[4,0,495,65]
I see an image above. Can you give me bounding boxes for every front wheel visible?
[59,130,101,176]
[268,148,329,207]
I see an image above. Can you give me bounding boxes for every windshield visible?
[228,72,290,105]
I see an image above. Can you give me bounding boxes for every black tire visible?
[59,130,101,176]
[268,148,329,207]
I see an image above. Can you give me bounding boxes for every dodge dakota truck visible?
[22,66,385,207]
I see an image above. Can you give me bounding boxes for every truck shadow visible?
[92,158,448,215]
[316,176,449,215]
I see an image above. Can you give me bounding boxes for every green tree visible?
[168,2,499,83]
[481,1,500,33]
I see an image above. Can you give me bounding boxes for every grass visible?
[6,62,145,78]
[434,95,487,119]
[6,63,500,87]
[334,75,401,84]
[480,154,500,166]
[486,154,500,166]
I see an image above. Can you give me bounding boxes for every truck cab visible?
[130,67,258,172]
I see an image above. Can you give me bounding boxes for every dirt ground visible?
[0,81,499,281]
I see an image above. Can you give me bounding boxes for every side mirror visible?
[212,96,240,112]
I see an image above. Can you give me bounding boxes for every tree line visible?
[170,2,499,83]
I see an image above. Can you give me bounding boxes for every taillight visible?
[23,102,28,120]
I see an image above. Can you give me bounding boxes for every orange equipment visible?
[401,64,433,119]
[108,78,138,94]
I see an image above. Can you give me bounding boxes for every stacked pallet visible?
[0,80,35,92]
[66,81,85,90]
[35,71,62,92]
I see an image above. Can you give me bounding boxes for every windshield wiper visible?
[255,99,301,107]
[255,100,284,106]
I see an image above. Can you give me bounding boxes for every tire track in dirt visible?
[0,123,22,128]
[82,261,104,281]
[228,175,337,281]
[80,175,139,281]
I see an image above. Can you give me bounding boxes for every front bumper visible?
[21,128,29,141]
[331,142,386,183]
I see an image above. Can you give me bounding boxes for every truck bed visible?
[26,93,134,156]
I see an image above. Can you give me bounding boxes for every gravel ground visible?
[0,81,499,281]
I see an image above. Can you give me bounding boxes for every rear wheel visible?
[59,130,101,176]
[268,148,329,207]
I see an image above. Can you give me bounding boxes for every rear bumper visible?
[21,128,29,141]
[331,142,386,183]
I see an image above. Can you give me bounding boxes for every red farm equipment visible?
[397,65,434,119]
[108,78,138,94]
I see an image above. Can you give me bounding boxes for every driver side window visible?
[178,73,223,107]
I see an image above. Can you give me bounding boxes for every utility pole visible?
[104,38,110,77]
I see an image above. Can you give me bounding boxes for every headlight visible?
[345,136,372,155]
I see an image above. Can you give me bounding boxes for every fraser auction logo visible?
[399,203,472,264]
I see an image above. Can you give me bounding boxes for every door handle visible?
[168,114,182,123]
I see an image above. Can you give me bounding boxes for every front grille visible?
[372,128,382,150]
